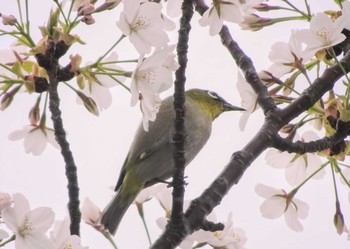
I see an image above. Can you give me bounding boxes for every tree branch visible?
[149,2,350,248]
[151,0,194,248]
[37,40,81,236]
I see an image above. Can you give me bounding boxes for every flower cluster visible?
[116,0,179,130]
[0,192,87,249]
[81,185,247,249]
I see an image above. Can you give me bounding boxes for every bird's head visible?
[185,89,245,120]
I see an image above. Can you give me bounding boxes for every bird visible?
[100,88,245,235]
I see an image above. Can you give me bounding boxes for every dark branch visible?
[150,1,350,248]
[39,40,81,236]
[151,0,194,248]
[272,129,350,154]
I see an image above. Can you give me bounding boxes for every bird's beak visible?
[223,102,246,112]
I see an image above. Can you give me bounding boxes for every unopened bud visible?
[0,14,17,25]
[280,123,295,134]
[78,4,95,16]
[77,91,99,116]
[94,0,122,12]
[0,85,21,110]
[29,97,41,125]
[254,3,283,12]
[333,201,346,235]
[81,14,95,25]
[76,74,86,90]
[240,14,271,31]
[258,70,278,87]
[69,54,82,73]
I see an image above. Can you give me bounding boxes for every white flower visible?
[135,184,167,205]
[95,52,126,87]
[240,0,266,14]
[8,125,59,155]
[130,45,179,131]
[81,198,102,230]
[0,229,9,240]
[268,30,312,77]
[0,192,12,212]
[236,71,258,131]
[117,0,169,54]
[166,0,182,18]
[155,186,173,217]
[199,0,244,36]
[194,212,247,249]
[78,53,125,111]
[265,131,325,186]
[50,217,88,249]
[297,12,346,57]
[2,193,55,249]
[255,184,309,232]
[155,187,202,249]
[156,217,197,249]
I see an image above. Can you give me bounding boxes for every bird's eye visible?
[207,91,219,99]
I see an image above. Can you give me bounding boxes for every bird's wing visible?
[114,97,175,191]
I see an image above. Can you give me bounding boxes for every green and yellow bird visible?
[100,88,244,235]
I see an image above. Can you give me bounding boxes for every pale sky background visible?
[1,1,350,248]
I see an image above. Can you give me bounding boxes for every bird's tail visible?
[100,185,140,235]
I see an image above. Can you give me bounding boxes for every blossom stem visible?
[281,0,310,19]
[24,0,30,35]
[136,204,152,245]
[16,0,24,27]
[40,92,49,127]
[103,232,119,249]
[0,234,15,247]
[293,161,330,192]
[67,0,76,21]
[329,47,350,109]
[53,0,69,26]
[303,0,311,17]
[331,161,341,203]
[106,75,130,92]
[93,35,126,66]
[66,15,80,34]
[336,164,350,189]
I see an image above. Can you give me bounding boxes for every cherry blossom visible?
[268,30,312,77]
[297,12,346,57]
[236,71,258,131]
[134,184,167,205]
[78,52,126,111]
[8,125,59,156]
[255,183,309,232]
[117,0,169,54]
[265,131,325,186]
[50,217,88,249]
[2,193,55,249]
[194,212,247,249]
[1,14,17,25]
[130,45,179,131]
[0,192,12,211]
[0,229,9,241]
[240,0,266,14]
[199,0,244,36]
[155,188,204,249]
[166,0,182,18]
[81,198,103,231]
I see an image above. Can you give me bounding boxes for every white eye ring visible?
[207,91,219,99]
